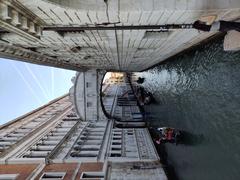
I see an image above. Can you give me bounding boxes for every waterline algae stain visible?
[139,37,240,180]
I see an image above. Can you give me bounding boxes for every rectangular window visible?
[86,82,91,88]
[40,172,66,180]
[87,102,92,107]
[0,174,19,180]
[112,129,122,132]
[110,153,121,157]
[112,142,121,145]
[112,137,121,140]
[81,172,104,179]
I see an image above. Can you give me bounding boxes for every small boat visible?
[143,91,153,105]
[136,87,154,105]
[153,127,181,145]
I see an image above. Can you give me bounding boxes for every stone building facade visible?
[0,78,167,179]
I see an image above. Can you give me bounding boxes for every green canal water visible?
[139,37,240,180]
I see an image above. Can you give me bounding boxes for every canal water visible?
[138,37,240,180]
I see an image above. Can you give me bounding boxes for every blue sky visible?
[0,58,75,125]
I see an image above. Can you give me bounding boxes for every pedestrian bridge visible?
[69,70,146,127]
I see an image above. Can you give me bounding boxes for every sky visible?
[0,58,75,125]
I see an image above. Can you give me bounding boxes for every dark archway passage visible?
[100,72,146,128]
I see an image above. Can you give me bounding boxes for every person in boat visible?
[155,137,162,145]
[193,20,240,32]
[144,96,151,104]
[136,87,145,106]
[154,127,175,144]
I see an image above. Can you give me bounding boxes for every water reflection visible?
[178,131,205,146]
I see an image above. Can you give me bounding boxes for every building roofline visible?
[0,94,69,130]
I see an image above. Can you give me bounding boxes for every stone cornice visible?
[0,0,45,40]
[0,42,87,71]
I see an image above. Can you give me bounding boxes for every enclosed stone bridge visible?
[69,69,108,121]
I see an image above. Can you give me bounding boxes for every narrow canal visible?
[138,36,240,180]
